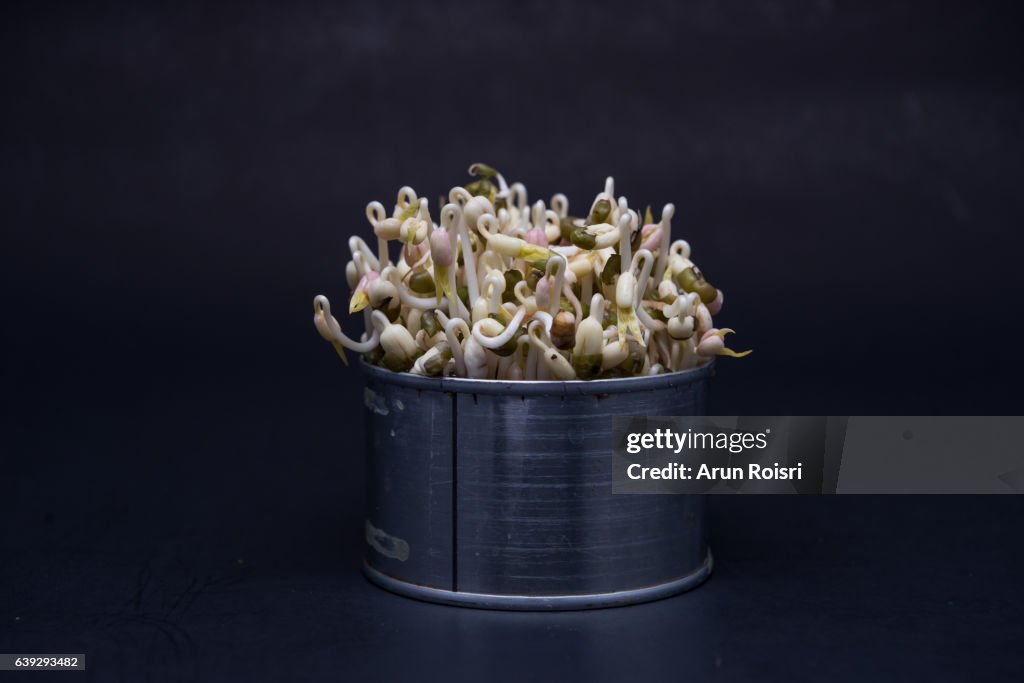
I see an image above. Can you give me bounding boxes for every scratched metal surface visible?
[456,383,708,597]
[362,371,453,590]
[360,362,710,604]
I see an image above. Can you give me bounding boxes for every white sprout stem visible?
[462,336,488,378]
[589,293,606,322]
[550,245,579,258]
[314,295,381,352]
[494,172,509,195]
[434,309,451,333]
[525,342,538,380]
[470,296,489,325]
[562,282,583,321]
[509,182,527,214]
[497,208,511,233]
[395,186,417,214]
[376,233,389,268]
[476,243,505,287]
[404,241,432,271]
[437,203,467,317]
[366,201,390,269]
[444,317,471,377]
[361,307,373,342]
[352,250,371,279]
[531,310,554,339]
[543,209,562,244]
[446,264,471,320]
[512,334,531,380]
[400,286,444,310]
[476,214,501,240]
[536,360,550,381]
[681,337,698,369]
[617,196,629,230]
[349,236,380,272]
[618,214,632,273]
[632,248,655,300]
[471,307,527,349]
[476,257,500,294]
[526,322,551,379]
[455,209,480,305]
[551,193,568,218]
[663,294,684,319]
[636,304,664,333]
[653,329,672,368]
[531,200,546,231]
[669,338,682,372]
[526,312,576,380]
[664,291,699,319]
[496,353,514,380]
[484,271,505,314]
[669,239,690,258]
[379,267,437,310]
[406,307,423,336]
[546,254,566,316]
[448,186,472,208]
[513,279,531,305]
[654,203,675,283]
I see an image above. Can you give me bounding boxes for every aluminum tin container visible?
[360,361,713,610]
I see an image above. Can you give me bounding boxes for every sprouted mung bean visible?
[313,164,750,380]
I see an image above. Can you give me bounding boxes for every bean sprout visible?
[312,164,749,379]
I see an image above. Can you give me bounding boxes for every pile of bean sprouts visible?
[313,164,749,380]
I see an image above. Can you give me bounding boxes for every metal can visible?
[360,361,713,610]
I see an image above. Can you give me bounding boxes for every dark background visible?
[2,1,1022,681]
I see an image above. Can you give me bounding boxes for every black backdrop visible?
[2,2,1023,681]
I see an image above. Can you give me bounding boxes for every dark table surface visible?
[3,372,1022,683]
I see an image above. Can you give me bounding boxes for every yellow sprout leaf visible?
[617,306,646,348]
[519,243,551,263]
[349,289,369,314]
[434,263,452,306]
[397,198,421,222]
[715,329,751,358]
[330,339,350,365]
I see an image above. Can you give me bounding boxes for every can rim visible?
[363,551,713,610]
[359,357,714,396]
